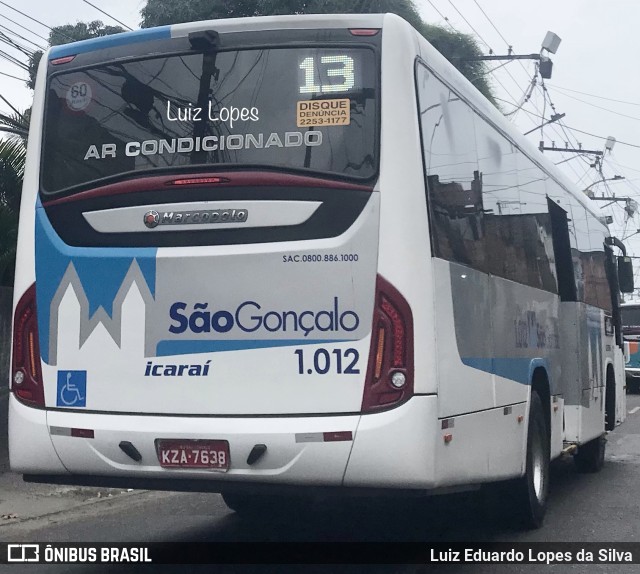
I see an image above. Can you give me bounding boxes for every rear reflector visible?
[12,284,45,407]
[50,426,95,438]
[362,275,414,413]
[349,29,380,36]
[71,428,95,439]
[50,55,76,65]
[295,432,353,443]
[323,431,353,442]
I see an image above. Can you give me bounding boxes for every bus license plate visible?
[156,439,230,471]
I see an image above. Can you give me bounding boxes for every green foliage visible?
[140,0,494,102]
[49,20,124,46]
[141,0,423,28]
[17,21,125,284]
[0,138,25,285]
[419,23,494,102]
[0,111,29,140]
[27,21,124,90]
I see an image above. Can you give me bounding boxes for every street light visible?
[584,175,625,198]
[539,31,561,79]
[461,30,561,79]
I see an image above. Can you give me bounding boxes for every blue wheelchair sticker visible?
[57,371,87,407]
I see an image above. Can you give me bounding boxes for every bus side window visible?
[416,63,485,272]
[547,197,577,302]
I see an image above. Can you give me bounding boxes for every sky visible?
[0,0,639,291]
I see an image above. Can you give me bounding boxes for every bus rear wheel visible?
[511,391,550,529]
[574,435,605,473]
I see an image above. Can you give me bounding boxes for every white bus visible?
[621,301,640,392]
[9,13,633,528]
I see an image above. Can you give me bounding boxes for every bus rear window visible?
[622,307,640,328]
[42,46,378,195]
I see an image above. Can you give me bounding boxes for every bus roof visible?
[48,13,388,59]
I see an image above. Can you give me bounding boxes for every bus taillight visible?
[362,275,414,413]
[12,284,45,407]
[50,55,76,65]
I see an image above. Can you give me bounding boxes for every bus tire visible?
[605,376,616,432]
[574,435,605,473]
[513,391,549,529]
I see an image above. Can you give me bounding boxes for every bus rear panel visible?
[10,16,434,490]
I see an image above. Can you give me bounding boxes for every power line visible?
[431,0,635,192]
[468,0,545,117]
[0,22,45,50]
[447,0,493,52]
[82,0,133,31]
[491,96,597,184]
[453,0,568,156]
[427,1,523,109]
[0,11,49,42]
[539,80,586,156]
[0,30,35,56]
[548,83,640,107]
[0,0,74,41]
[0,48,28,71]
[0,90,25,119]
[547,86,640,122]
[468,0,589,163]
[548,123,640,150]
[608,161,640,175]
[504,66,537,118]
[472,0,511,46]
[425,0,458,32]
[0,68,23,80]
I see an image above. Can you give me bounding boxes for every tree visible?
[140,0,495,102]
[0,137,25,285]
[0,21,124,285]
[27,21,124,89]
[141,0,424,28]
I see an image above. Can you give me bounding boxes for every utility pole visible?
[462,31,561,79]
[538,142,604,155]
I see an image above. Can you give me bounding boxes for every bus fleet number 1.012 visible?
[294,348,360,375]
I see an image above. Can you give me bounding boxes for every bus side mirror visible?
[618,256,634,293]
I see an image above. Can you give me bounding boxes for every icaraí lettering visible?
[144,360,211,377]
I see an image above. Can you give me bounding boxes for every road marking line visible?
[629,407,640,414]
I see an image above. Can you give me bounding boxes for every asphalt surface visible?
[2,394,640,573]
[0,391,128,523]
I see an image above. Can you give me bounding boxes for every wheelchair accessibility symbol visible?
[56,371,87,407]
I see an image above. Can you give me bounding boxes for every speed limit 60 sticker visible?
[66,81,92,112]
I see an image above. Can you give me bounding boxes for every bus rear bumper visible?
[10,395,439,490]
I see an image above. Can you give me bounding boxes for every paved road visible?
[0,391,128,523]
[3,394,640,573]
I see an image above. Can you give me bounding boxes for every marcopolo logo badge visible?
[143,208,248,229]
[144,210,160,229]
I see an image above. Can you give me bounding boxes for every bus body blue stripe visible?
[49,27,171,59]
